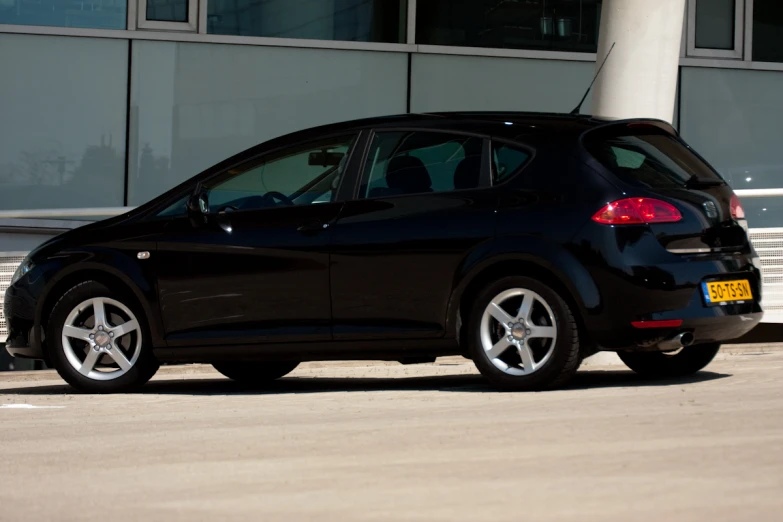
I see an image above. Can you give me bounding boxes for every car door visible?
[329,129,498,340]
[153,133,360,347]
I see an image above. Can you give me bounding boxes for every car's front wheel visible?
[47,280,159,393]
[212,361,299,384]
[618,343,721,378]
[467,276,581,391]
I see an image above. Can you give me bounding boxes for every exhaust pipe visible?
[658,332,694,351]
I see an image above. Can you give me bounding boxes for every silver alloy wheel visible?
[480,288,558,376]
[61,297,142,381]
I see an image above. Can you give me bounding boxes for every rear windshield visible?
[584,126,725,189]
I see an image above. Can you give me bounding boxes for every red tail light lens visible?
[592,198,682,225]
[730,193,745,219]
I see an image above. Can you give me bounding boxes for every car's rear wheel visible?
[47,281,159,393]
[212,361,299,384]
[617,343,721,378]
[467,276,581,391]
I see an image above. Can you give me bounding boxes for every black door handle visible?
[297,221,330,235]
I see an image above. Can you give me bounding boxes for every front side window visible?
[0,0,126,29]
[361,132,484,198]
[416,0,601,53]
[207,0,406,43]
[204,136,356,212]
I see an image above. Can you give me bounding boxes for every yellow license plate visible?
[702,280,753,305]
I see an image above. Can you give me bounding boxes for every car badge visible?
[703,201,718,218]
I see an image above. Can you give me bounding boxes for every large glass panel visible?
[680,67,783,225]
[0,34,127,211]
[207,0,405,42]
[417,0,602,53]
[753,0,783,63]
[129,41,407,205]
[146,0,188,22]
[411,53,594,113]
[0,0,126,29]
[695,0,735,50]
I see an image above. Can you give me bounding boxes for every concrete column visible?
[590,0,686,123]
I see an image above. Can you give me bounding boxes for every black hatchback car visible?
[4,112,763,392]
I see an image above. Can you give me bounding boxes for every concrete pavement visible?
[1,351,782,521]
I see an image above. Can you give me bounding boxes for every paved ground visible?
[1,351,782,522]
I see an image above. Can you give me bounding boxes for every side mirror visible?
[186,191,209,226]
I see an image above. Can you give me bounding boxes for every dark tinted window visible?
[362,132,484,198]
[417,0,600,53]
[753,0,783,63]
[585,127,725,189]
[492,142,530,183]
[208,0,406,43]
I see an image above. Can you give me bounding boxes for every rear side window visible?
[492,142,530,184]
[361,131,484,198]
[584,127,725,188]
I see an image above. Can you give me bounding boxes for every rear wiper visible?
[685,175,726,188]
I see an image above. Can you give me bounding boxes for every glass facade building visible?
[2,0,783,333]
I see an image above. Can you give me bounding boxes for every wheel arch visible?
[447,249,601,351]
[36,263,163,362]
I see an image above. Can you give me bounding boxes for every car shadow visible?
[0,370,731,396]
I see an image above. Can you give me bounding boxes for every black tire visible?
[467,276,581,391]
[618,343,721,378]
[212,361,299,384]
[47,280,159,393]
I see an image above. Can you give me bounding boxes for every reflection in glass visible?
[0,0,126,29]
[416,0,602,53]
[146,0,188,23]
[0,34,127,210]
[753,0,783,63]
[739,197,783,229]
[680,67,783,221]
[207,0,406,43]
[128,41,407,205]
[695,0,735,50]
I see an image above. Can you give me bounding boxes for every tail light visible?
[730,193,745,219]
[592,198,682,225]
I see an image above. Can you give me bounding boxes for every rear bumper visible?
[575,227,764,350]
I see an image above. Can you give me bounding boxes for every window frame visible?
[201,133,361,215]
[489,138,536,187]
[355,128,492,201]
[687,0,745,59]
[137,0,198,32]
[148,130,364,219]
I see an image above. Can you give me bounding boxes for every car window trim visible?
[146,130,365,219]
[355,127,492,201]
[487,138,536,187]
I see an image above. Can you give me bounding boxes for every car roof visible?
[299,111,599,137]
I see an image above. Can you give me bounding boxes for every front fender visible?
[33,247,164,349]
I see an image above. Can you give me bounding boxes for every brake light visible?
[730,193,745,219]
[592,198,682,225]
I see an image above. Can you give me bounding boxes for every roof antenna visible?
[570,41,616,115]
